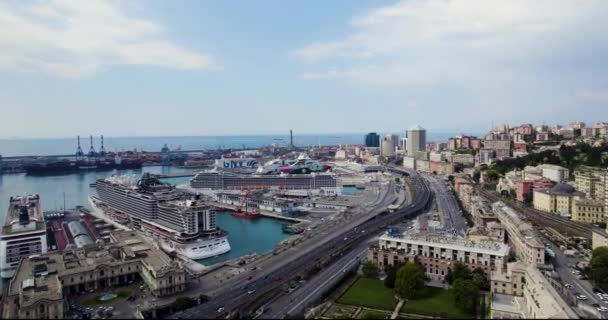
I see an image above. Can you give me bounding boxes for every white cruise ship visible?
[89,173,230,260]
[0,194,48,279]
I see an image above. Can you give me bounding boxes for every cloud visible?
[0,0,217,78]
[294,0,606,85]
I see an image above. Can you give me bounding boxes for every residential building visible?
[430,161,455,175]
[478,149,496,165]
[574,166,606,202]
[581,127,595,138]
[533,183,584,215]
[368,233,509,281]
[535,132,549,142]
[364,132,380,148]
[2,230,187,319]
[491,262,578,319]
[492,202,545,266]
[483,132,511,160]
[572,199,606,224]
[515,180,534,202]
[406,125,426,157]
[447,135,482,151]
[539,164,570,183]
[569,121,586,130]
[451,153,475,166]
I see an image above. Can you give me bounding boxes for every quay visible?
[211,202,309,223]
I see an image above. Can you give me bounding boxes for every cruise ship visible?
[0,194,48,279]
[89,173,230,260]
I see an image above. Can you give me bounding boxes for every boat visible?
[23,155,143,175]
[231,192,261,219]
[89,173,230,260]
[0,194,48,279]
[256,158,296,175]
[278,153,331,174]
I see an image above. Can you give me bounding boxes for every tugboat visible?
[232,192,261,219]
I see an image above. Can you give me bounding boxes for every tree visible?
[384,262,404,289]
[395,262,425,299]
[472,268,490,291]
[452,278,479,315]
[590,247,608,291]
[362,262,378,278]
[472,171,481,183]
[485,169,499,181]
[448,262,471,285]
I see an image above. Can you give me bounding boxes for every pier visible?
[210,202,309,223]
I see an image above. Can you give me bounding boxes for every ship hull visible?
[231,211,261,219]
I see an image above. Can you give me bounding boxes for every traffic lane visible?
[542,235,600,307]
[265,245,368,318]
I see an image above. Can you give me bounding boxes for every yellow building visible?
[533,183,584,215]
[573,199,606,224]
[575,166,606,201]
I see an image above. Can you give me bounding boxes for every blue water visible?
[0,132,467,157]
[342,186,361,195]
[198,211,292,266]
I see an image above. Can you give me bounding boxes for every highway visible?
[168,168,431,319]
[423,173,468,235]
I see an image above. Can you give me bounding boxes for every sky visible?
[0,0,607,139]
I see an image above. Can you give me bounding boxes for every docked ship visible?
[0,194,48,279]
[231,192,261,219]
[24,155,143,175]
[257,153,330,175]
[89,173,230,260]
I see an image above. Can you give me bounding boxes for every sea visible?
[0,132,469,157]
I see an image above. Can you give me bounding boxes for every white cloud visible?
[0,0,217,78]
[295,0,604,85]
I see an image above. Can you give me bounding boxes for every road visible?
[542,234,606,318]
[262,240,372,319]
[423,173,468,235]
[168,168,431,319]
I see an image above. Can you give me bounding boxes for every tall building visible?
[381,135,396,157]
[365,132,380,148]
[406,125,426,157]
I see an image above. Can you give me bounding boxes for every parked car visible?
[576,295,588,300]
[565,283,574,289]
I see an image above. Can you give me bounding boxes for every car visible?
[217,307,225,313]
[571,270,581,275]
[565,284,574,289]
[246,275,253,281]
[247,290,255,294]
[598,307,608,313]
[576,295,588,300]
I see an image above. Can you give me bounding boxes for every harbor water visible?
[0,166,292,266]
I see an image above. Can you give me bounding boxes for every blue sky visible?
[0,0,607,139]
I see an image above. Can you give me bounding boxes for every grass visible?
[322,304,358,319]
[358,309,392,319]
[402,287,473,319]
[337,277,397,311]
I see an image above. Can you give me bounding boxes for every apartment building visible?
[492,202,545,266]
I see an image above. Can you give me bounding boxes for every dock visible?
[210,202,309,223]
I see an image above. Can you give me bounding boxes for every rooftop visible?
[380,232,510,256]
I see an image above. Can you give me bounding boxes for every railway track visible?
[476,188,593,239]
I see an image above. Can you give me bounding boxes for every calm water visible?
[0,166,291,266]
[0,132,465,157]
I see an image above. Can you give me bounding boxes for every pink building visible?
[533,178,556,190]
[535,132,549,142]
[581,127,594,137]
[447,136,481,150]
[514,142,528,152]
[516,180,534,202]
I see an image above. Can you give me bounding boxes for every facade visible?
[447,135,482,151]
[2,231,186,319]
[535,132,549,142]
[540,164,570,183]
[491,262,577,319]
[478,149,496,165]
[406,125,426,157]
[533,183,584,215]
[365,132,380,148]
[575,166,606,201]
[451,153,475,166]
[1,194,47,279]
[572,199,606,224]
[493,202,545,266]
[381,134,396,157]
[368,233,509,281]
[483,133,511,160]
